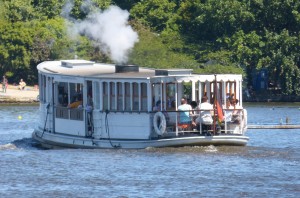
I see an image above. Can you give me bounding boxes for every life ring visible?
[153,112,167,135]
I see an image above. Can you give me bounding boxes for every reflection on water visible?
[0,104,299,197]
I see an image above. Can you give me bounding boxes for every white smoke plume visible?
[62,1,139,64]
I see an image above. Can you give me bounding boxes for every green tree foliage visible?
[32,0,65,19]
[129,22,198,69]
[2,0,35,22]
[0,0,299,96]
[258,30,300,95]
[176,0,255,41]
[131,0,177,32]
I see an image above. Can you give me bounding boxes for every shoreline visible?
[1,84,299,104]
[0,84,39,103]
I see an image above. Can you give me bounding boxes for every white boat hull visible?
[32,129,249,149]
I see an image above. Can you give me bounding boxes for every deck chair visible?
[177,111,192,131]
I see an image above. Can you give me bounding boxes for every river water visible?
[0,103,299,197]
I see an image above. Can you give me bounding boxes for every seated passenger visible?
[68,95,82,108]
[231,99,241,124]
[223,99,234,122]
[178,97,195,126]
[195,96,213,125]
[224,99,234,109]
[153,100,162,111]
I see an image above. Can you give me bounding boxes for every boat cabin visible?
[37,60,246,142]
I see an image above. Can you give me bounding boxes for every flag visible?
[216,93,224,123]
[214,76,224,124]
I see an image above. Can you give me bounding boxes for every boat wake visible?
[0,143,17,150]
[144,145,220,153]
[204,145,218,153]
[0,138,40,151]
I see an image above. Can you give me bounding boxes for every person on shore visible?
[2,76,8,93]
[19,79,26,90]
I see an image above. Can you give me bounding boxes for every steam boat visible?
[32,60,248,149]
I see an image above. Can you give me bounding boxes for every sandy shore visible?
[0,84,39,103]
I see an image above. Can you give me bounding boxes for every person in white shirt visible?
[196,96,213,122]
[195,96,213,133]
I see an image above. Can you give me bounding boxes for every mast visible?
[213,74,224,135]
[213,75,217,135]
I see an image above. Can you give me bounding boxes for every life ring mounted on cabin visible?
[153,112,167,135]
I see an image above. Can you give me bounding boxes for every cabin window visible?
[141,83,147,111]
[209,81,224,105]
[124,82,130,111]
[87,81,93,107]
[183,82,192,102]
[94,82,100,109]
[132,83,139,111]
[152,83,161,110]
[69,83,83,105]
[110,82,116,110]
[225,81,238,108]
[200,82,211,103]
[39,74,47,103]
[55,82,83,121]
[57,82,68,106]
[117,82,123,111]
[38,74,43,102]
[226,81,236,100]
[166,83,175,110]
[103,82,108,110]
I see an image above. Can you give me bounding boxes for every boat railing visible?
[152,109,246,136]
[222,109,245,135]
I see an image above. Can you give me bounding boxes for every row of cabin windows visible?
[39,74,239,112]
[54,81,148,112]
[102,82,148,111]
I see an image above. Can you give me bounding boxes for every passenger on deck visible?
[231,99,241,124]
[153,100,162,111]
[68,94,82,108]
[224,99,234,109]
[195,96,213,132]
[178,97,195,126]
[196,96,213,123]
[223,99,234,122]
[231,99,240,109]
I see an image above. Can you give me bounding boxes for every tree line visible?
[0,0,299,96]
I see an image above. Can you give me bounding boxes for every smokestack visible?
[115,64,139,73]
